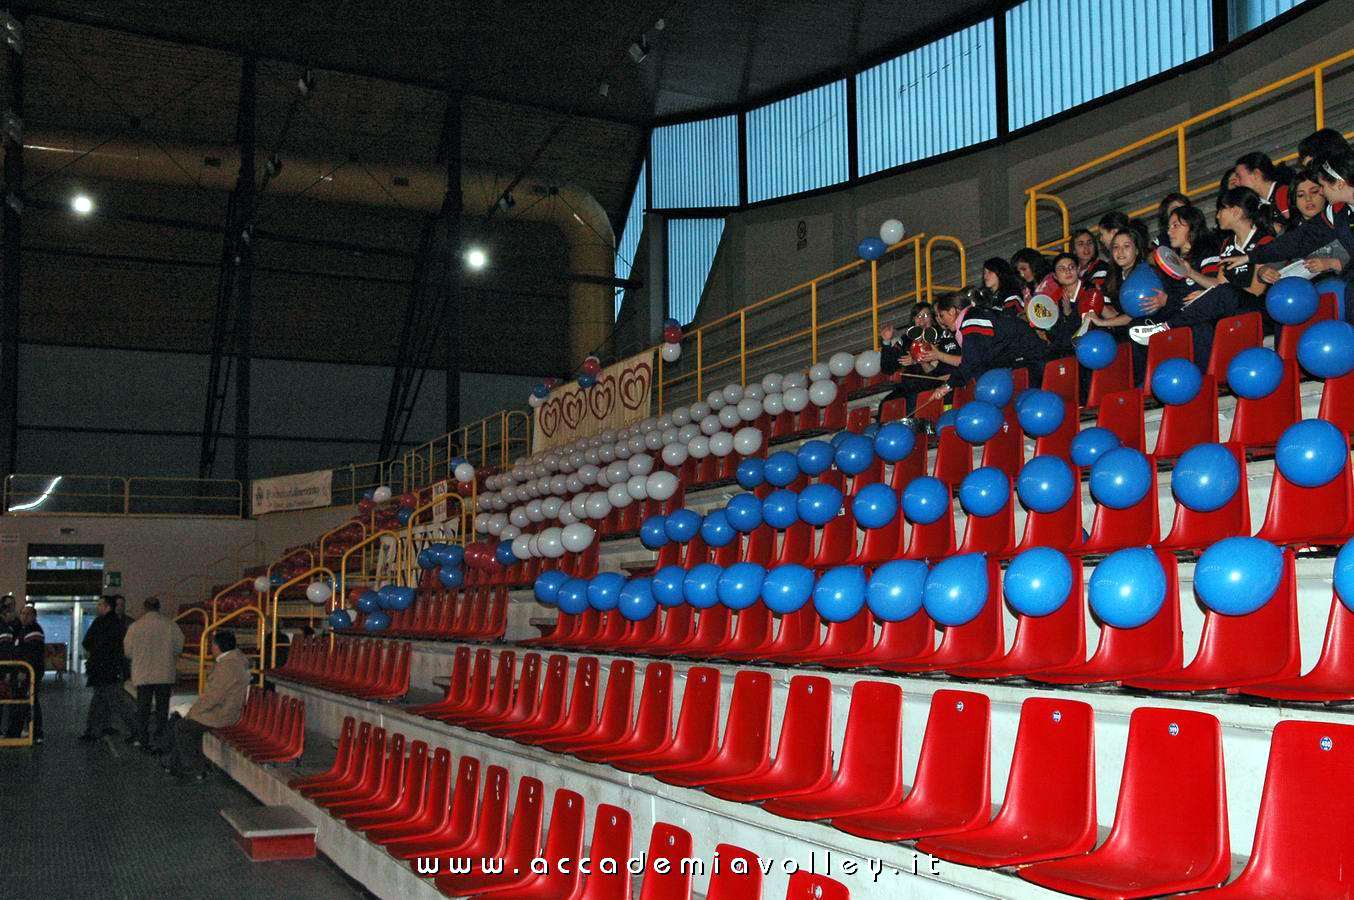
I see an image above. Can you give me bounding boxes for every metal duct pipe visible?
[21,127,615,367]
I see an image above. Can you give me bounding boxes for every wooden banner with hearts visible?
[532,349,655,452]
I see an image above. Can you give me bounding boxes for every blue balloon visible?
[271,573,285,587]
[578,372,596,388]
[664,508,702,542]
[975,368,1015,408]
[1172,443,1240,512]
[762,489,800,529]
[356,590,381,613]
[1089,447,1152,509]
[361,488,375,501]
[796,440,834,476]
[866,559,928,621]
[381,586,416,611]
[936,409,958,433]
[700,509,738,547]
[664,317,680,329]
[797,483,843,526]
[834,435,875,476]
[736,457,766,489]
[432,544,464,567]
[495,541,517,566]
[763,564,815,614]
[396,507,413,525]
[764,451,800,487]
[363,610,390,632]
[1017,390,1065,437]
[851,483,899,529]
[587,572,627,611]
[813,565,868,622]
[1151,357,1202,405]
[617,577,657,621]
[1227,347,1283,399]
[1265,276,1319,325]
[532,383,549,398]
[1076,330,1118,370]
[725,493,763,532]
[1088,547,1166,628]
[328,610,352,630]
[437,566,464,590]
[718,563,766,610]
[416,548,436,569]
[1276,419,1348,488]
[1069,426,1122,468]
[1194,537,1284,616]
[1297,320,1354,378]
[556,578,591,615]
[956,400,1004,444]
[640,515,670,550]
[873,422,916,462]
[1336,540,1354,613]
[1016,456,1076,513]
[652,565,688,607]
[683,563,723,609]
[922,553,989,626]
[958,467,1010,517]
[902,476,949,524]
[830,430,853,448]
[1004,547,1073,617]
[1118,265,1164,318]
[863,423,880,440]
[534,570,568,605]
[858,236,886,261]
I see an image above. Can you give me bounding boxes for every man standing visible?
[165,630,250,780]
[123,597,184,751]
[7,606,45,743]
[80,596,136,742]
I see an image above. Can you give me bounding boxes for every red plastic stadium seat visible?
[1012,465,1084,554]
[319,732,404,815]
[901,483,957,560]
[726,605,821,661]
[956,479,1016,557]
[707,603,774,657]
[1153,374,1220,460]
[383,756,487,861]
[508,656,599,745]
[948,561,1085,678]
[1319,371,1354,434]
[1159,442,1252,551]
[343,740,430,830]
[637,822,694,900]
[433,777,543,896]
[783,872,849,900]
[484,654,570,739]
[1207,312,1262,386]
[653,671,772,787]
[538,659,634,754]
[470,790,588,899]
[364,747,453,846]
[888,431,929,486]
[818,609,934,668]
[609,666,721,772]
[296,721,373,798]
[432,651,515,726]
[932,427,973,486]
[1096,388,1146,453]
[833,690,990,841]
[1018,707,1230,898]
[654,606,729,657]
[289,716,358,791]
[638,606,695,653]
[706,844,764,900]
[918,698,1096,868]
[460,652,542,732]
[1192,720,1354,898]
[1239,594,1354,702]
[572,662,672,763]
[883,557,1004,672]
[704,675,832,803]
[770,610,872,665]
[1086,342,1133,409]
[1228,357,1301,448]
[1041,355,1080,407]
[1143,326,1194,391]
[1079,454,1159,554]
[1277,291,1337,360]
[406,646,470,716]
[1254,448,1354,547]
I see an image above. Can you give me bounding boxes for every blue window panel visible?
[651,115,739,208]
[746,80,848,203]
[1229,0,1303,38]
[856,20,998,177]
[1006,0,1213,131]
[667,218,725,325]
[615,162,646,320]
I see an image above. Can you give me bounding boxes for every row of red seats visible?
[215,687,305,764]
[414,656,1351,899]
[274,637,410,701]
[349,588,508,641]
[289,714,849,899]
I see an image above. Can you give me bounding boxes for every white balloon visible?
[783,386,810,412]
[706,390,726,410]
[736,397,763,421]
[808,362,832,382]
[606,460,629,484]
[539,527,565,558]
[639,418,657,433]
[253,575,270,594]
[614,442,632,460]
[717,406,740,429]
[584,447,601,465]
[661,427,679,444]
[709,432,734,457]
[627,453,654,476]
[526,499,545,522]
[578,463,599,485]
[677,423,700,443]
[584,491,612,520]
[607,482,634,508]
[528,394,543,408]
[527,535,541,558]
[372,486,392,504]
[646,471,679,501]
[501,485,518,503]
[880,218,905,244]
[657,414,673,429]
[783,372,809,390]
[661,342,682,362]
[722,383,744,404]
[689,402,710,420]
[628,435,646,454]
[565,474,583,493]
[570,494,590,518]
[661,442,689,467]
[512,534,533,560]
[541,496,563,518]
[595,468,610,488]
[743,384,765,401]
[763,392,785,415]
[491,494,508,511]
[509,506,529,528]
[561,522,595,553]
[828,351,855,377]
[671,407,691,426]
[644,430,664,450]
[626,473,650,500]
[558,505,579,525]
[733,426,764,455]
[306,581,333,605]
[855,350,882,378]
[700,414,721,436]
[809,379,839,407]
[597,444,615,463]
[548,474,565,494]
[688,435,711,458]
[500,524,521,540]
[761,372,784,393]
[474,512,491,532]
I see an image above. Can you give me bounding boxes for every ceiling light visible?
[71,195,93,214]
[466,248,487,269]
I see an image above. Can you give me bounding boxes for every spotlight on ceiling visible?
[627,37,650,64]
[71,195,93,214]
[466,248,487,269]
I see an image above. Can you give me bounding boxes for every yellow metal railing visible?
[198,604,267,693]
[402,491,471,586]
[3,473,243,517]
[401,409,532,493]
[267,566,335,670]
[1025,46,1354,253]
[337,529,401,604]
[210,576,258,623]
[0,661,36,748]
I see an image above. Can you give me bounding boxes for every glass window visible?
[651,115,740,208]
[615,162,646,320]
[666,218,725,325]
[746,80,848,202]
[1228,0,1303,39]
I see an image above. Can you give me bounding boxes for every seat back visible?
[1319,369,1354,433]
[1096,388,1146,452]
[668,666,722,758]
[1207,311,1262,386]
[629,662,675,749]
[499,777,546,870]
[706,844,763,900]
[979,410,1026,479]
[1015,465,1084,553]
[1153,374,1220,459]
[992,698,1096,853]
[553,656,600,738]
[899,690,991,828]
[902,481,957,560]
[957,482,1016,557]
[1229,358,1301,448]
[768,675,833,782]
[1143,325,1194,389]
[1255,450,1354,547]
[932,427,974,486]
[1041,355,1080,407]
[1277,291,1338,359]
[637,823,694,900]
[1160,442,1252,551]
[828,681,904,795]
[785,873,850,900]
[1086,341,1133,408]
[578,805,633,900]
[1083,455,1160,552]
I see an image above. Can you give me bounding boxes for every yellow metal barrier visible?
[402,491,470,586]
[0,661,36,748]
[337,529,401,604]
[267,566,335,670]
[210,576,258,623]
[198,604,267,693]
[925,235,968,299]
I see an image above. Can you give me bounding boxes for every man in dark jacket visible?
[6,605,44,743]
[80,596,136,742]
[0,597,17,736]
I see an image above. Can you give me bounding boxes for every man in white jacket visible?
[122,597,184,752]
[165,630,251,780]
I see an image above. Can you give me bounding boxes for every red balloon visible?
[348,587,365,605]
[663,325,682,344]
[399,491,417,508]
[582,359,601,376]
[357,497,374,514]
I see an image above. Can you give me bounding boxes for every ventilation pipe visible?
[21,127,615,367]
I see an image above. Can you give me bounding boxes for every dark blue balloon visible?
[834,435,875,476]
[640,515,670,550]
[736,457,766,489]
[1088,547,1165,628]
[718,563,766,610]
[1276,419,1348,488]
[683,563,723,609]
[1336,540,1354,613]
[382,585,416,611]
[796,440,834,476]
[356,590,381,613]
[664,508,702,542]
[975,368,1015,408]
[797,483,843,526]
[1017,390,1065,437]
[664,316,680,329]
[813,565,867,622]
[725,493,764,532]
[328,610,352,630]
[958,466,1010,517]
[361,488,375,501]
[866,559,928,621]
[902,476,949,524]
[830,430,853,448]
[494,541,517,566]
[1118,265,1163,317]
[271,573,285,587]
[1265,276,1319,325]
[587,572,626,611]
[1227,347,1283,399]
[1172,443,1240,512]
[700,509,737,547]
[763,564,814,614]
[1076,330,1117,370]
[617,577,657,621]
[437,566,463,590]
[956,400,1004,444]
[1150,357,1202,405]
[1297,320,1354,378]
[922,553,989,626]
[863,423,880,440]
[764,451,800,487]
[578,372,597,388]
[873,422,916,462]
[858,236,886,261]
[556,578,591,615]
[851,483,898,528]
[534,570,568,605]
[1194,537,1284,616]
[363,610,390,632]
[1017,455,1076,513]
[936,409,958,433]
[1089,447,1152,509]
[1069,426,1122,468]
[652,565,687,607]
[532,383,549,398]
[433,544,465,567]
[1004,547,1073,617]
[762,490,800,529]
[417,548,436,569]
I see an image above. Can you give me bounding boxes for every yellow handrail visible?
[0,661,36,747]
[403,491,471,585]
[337,528,401,604]
[174,606,208,629]
[318,517,366,563]
[210,576,257,624]
[267,566,336,670]
[198,604,267,693]
[924,235,968,300]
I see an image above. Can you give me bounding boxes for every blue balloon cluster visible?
[1076,330,1117,370]
[377,584,416,611]
[425,543,465,589]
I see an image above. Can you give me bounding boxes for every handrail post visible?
[738,310,747,386]
[1176,125,1188,195]
[870,260,880,351]
[809,281,818,363]
[1314,66,1325,129]
[912,237,924,305]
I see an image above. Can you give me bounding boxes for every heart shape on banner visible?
[619,363,651,410]
[588,375,617,422]
[560,390,586,431]
[538,397,561,437]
